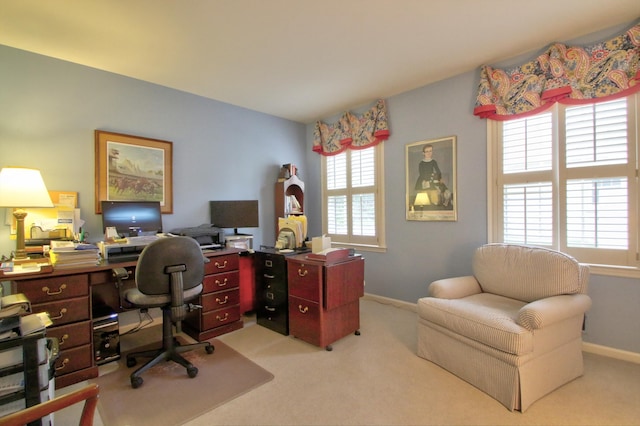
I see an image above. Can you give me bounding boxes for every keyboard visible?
[126,235,159,245]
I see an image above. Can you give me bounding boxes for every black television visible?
[210,200,259,235]
[101,201,163,237]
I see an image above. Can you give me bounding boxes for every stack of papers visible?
[50,241,100,269]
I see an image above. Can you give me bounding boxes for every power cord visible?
[120,308,155,336]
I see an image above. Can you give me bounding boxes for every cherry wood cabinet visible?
[183,251,243,341]
[13,273,95,389]
[286,254,364,350]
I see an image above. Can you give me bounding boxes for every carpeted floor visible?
[90,331,273,426]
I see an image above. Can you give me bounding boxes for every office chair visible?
[123,236,214,389]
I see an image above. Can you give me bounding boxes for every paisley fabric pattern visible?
[474,22,640,121]
[313,99,390,155]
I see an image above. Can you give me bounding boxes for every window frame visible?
[321,144,386,252]
[487,94,639,278]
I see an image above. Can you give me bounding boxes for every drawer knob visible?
[298,305,309,314]
[297,269,308,277]
[49,307,68,320]
[215,296,229,305]
[55,358,69,372]
[215,260,228,269]
[216,313,229,322]
[215,278,229,287]
[42,283,67,296]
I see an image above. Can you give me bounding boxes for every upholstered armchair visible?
[417,244,592,411]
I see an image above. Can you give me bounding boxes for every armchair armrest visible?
[517,294,592,330]
[428,276,482,299]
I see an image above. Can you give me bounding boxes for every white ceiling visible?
[1,1,639,124]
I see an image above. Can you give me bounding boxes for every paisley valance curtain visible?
[313,99,390,156]
[474,22,640,121]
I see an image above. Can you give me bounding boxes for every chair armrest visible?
[0,383,99,426]
[517,294,592,330]
[428,276,482,299]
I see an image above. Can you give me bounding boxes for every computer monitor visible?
[101,201,163,237]
[210,200,259,234]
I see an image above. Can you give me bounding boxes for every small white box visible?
[312,236,331,253]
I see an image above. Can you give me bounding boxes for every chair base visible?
[126,307,214,388]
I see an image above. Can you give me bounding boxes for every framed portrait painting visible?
[406,136,457,221]
[95,130,173,214]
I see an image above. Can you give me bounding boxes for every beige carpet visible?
[92,334,273,426]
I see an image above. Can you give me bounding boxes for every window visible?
[489,94,639,273]
[322,145,385,250]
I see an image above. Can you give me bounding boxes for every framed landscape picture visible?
[95,130,173,214]
[406,136,457,221]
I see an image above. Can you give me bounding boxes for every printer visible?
[170,224,225,248]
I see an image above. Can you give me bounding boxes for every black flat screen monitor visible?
[210,200,259,234]
[101,201,163,237]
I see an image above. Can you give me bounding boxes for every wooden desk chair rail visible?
[0,384,99,426]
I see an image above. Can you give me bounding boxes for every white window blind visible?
[323,146,383,247]
[492,95,638,269]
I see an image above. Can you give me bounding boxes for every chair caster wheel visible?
[187,366,198,378]
[355,330,361,336]
[205,345,214,354]
[126,358,137,368]
[131,376,143,388]
[325,345,333,351]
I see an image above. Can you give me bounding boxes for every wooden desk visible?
[6,248,244,389]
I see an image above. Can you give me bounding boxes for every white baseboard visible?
[363,293,417,312]
[582,342,640,364]
[363,293,640,365]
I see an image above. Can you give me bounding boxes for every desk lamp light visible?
[0,167,54,260]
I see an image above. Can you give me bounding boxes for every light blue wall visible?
[2,21,639,356]
[0,45,308,254]
[304,21,640,355]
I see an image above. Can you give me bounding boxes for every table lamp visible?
[0,167,54,260]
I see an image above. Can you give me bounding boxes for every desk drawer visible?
[16,274,89,303]
[46,320,92,351]
[203,271,239,293]
[205,254,239,274]
[201,288,239,312]
[288,295,321,343]
[32,296,90,327]
[287,262,322,302]
[54,344,93,377]
[200,306,240,330]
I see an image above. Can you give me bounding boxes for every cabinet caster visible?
[126,358,137,368]
[355,330,361,336]
[187,366,198,378]
[131,376,143,388]
[205,345,214,354]
[325,345,333,351]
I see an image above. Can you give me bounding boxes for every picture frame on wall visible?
[95,130,173,214]
[406,136,457,221]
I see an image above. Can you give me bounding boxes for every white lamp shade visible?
[0,167,54,208]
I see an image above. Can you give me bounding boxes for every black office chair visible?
[123,236,214,388]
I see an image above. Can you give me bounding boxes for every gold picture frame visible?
[95,130,173,214]
[406,136,457,221]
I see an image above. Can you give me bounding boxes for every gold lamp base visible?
[13,209,28,260]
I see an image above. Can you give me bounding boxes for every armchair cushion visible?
[418,293,532,355]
